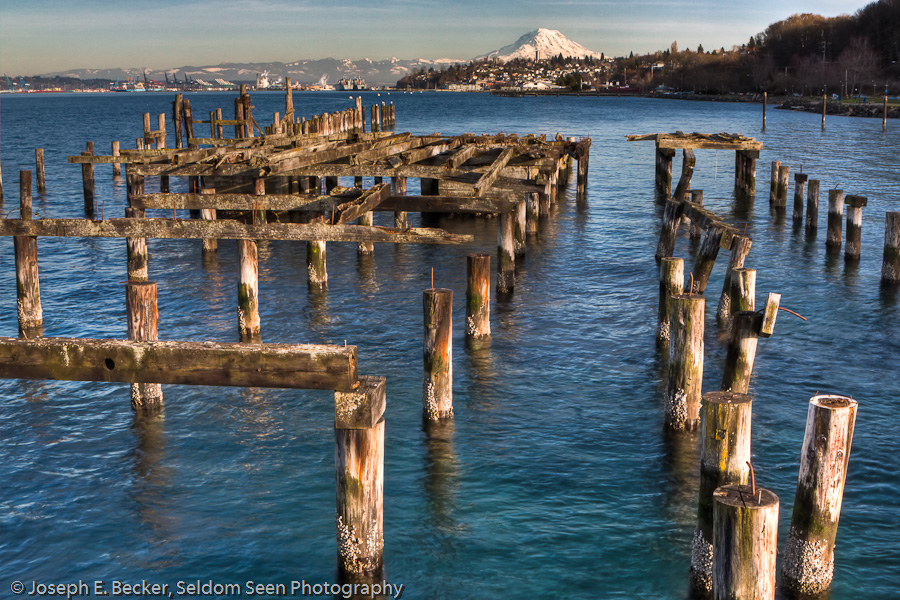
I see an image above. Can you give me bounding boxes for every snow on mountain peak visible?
[475,28,602,62]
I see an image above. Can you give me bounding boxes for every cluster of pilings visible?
[767,159,900,282]
[6,90,591,582]
[645,143,859,599]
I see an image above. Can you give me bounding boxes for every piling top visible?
[713,484,779,508]
[845,195,868,208]
[810,394,858,410]
[703,391,752,406]
[795,173,809,183]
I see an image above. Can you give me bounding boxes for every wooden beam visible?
[445,144,480,169]
[402,137,462,165]
[474,146,515,196]
[133,192,350,211]
[0,337,358,391]
[378,195,516,214]
[332,183,391,224]
[0,218,474,244]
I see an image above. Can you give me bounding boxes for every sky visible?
[0,0,875,75]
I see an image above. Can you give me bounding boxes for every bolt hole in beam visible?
[105,358,115,370]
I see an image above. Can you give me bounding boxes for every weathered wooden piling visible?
[716,235,752,327]
[656,199,686,261]
[200,188,217,253]
[173,94,183,149]
[334,377,385,575]
[713,484,779,600]
[357,209,374,255]
[34,149,46,192]
[238,239,260,341]
[576,142,590,199]
[466,254,491,340]
[782,394,858,597]
[125,207,149,282]
[423,288,453,420]
[497,212,515,294]
[81,150,95,215]
[15,171,42,335]
[844,195,867,261]
[762,92,767,129]
[822,94,827,128]
[691,227,725,294]
[126,281,163,409]
[775,164,790,208]
[721,311,763,394]
[884,95,889,131]
[657,257,684,347]
[111,141,122,177]
[539,191,551,217]
[690,391,752,595]
[769,161,780,204]
[734,151,757,200]
[514,199,526,255]
[307,213,328,289]
[393,176,407,229]
[526,191,539,234]
[666,293,704,431]
[689,190,704,239]
[792,173,808,225]
[656,147,676,202]
[826,189,844,249]
[882,212,900,284]
[805,179,820,233]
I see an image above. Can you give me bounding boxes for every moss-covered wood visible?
[335,418,384,575]
[691,391,752,595]
[0,337,358,391]
[666,293,704,431]
[713,484,779,600]
[782,394,857,597]
[466,254,491,339]
[423,288,453,420]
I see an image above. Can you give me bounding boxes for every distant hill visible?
[475,28,603,62]
[39,56,466,87]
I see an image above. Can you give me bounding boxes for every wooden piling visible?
[112,141,121,177]
[357,210,374,255]
[253,178,267,225]
[690,391,752,595]
[666,293,704,431]
[173,94,183,149]
[238,239,260,341]
[688,190,703,239]
[691,227,724,294]
[525,191,539,234]
[656,257,684,347]
[285,78,294,122]
[762,92,767,129]
[775,164,790,208]
[576,142,590,198]
[782,394,858,597]
[200,188,217,253]
[822,94,827,128]
[307,213,327,288]
[393,176,407,229]
[126,281,163,409]
[805,179,820,233]
[716,235,752,327]
[34,149,46,192]
[769,160,780,204]
[655,198,686,261]
[125,207,149,282]
[334,414,385,576]
[656,147,676,202]
[497,212,515,294]
[882,212,900,284]
[713,484,779,600]
[423,288,453,420]
[826,189,844,249]
[792,173,808,225]
[81,150,95,215]
[734,151,758,200]
[721,311,762,394]
[183,98,196,149]
[844,195,867,261]
[539,191,551,217]
[15,171,42,336]
[466,254,491,340]
[884,95,889,131]
[514,199,526,255]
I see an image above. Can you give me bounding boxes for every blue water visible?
[1,91,899,599]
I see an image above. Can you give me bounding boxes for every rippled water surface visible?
[1,91,899,598]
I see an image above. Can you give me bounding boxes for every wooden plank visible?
[0,218,474,244]
[474,146,515,196]
[378,195,516,214]
[402,137,462,165]
[445,144,480,169]
[0,337,358,391]
[133,192,352,211]
[332,183,391,224]
[350,134,419,164]
[659,139,763,151]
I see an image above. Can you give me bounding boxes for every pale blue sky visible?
[0,0,873,75]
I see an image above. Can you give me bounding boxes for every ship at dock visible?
[336,77,367,91]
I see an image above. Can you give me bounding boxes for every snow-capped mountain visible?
[475,28,603,62]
